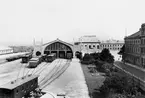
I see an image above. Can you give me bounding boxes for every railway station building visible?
[74,35,101,54]
[33,39,74,59]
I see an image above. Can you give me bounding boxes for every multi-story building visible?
[74,36,124,55]
[100,39,124,51]
[124,23,145,68]
[74,35,101,54]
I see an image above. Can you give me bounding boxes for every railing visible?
[114,64,145,91]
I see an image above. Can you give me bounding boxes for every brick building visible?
[124,23,145,68]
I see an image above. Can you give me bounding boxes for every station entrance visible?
[44,42,73,59]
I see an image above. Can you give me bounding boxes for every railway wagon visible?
[28,56,42,68]
[41,54,47,62]
[6,55,21,62]
[21,54,32,63]
[66,52,73,59]
[0,75,38,98]
[46,53,56,62]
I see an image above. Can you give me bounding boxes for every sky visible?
[0,0,145,46]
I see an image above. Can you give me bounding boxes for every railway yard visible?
[0,53,90,98]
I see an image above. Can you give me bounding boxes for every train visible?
[41,54,47,62]
[45,53,56,62]
[28,53,56,68]
[21,53,32,63]
[6,55,23,62]
[0,75,38,98]
[6,52,31,62]
[28,56,42,68]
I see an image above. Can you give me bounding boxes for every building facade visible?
[124,23,145,68]
[33,39,74,59]
[74,35,101,54]
[100,39,124,51]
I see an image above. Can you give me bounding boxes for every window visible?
[89,45,91,49]
[22,86,24,91]
[16,89,19,94]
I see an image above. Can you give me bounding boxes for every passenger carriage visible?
[28,56,42,68]
[21,53,32,63]
[46,53,56,62]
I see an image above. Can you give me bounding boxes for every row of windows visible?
[101,47,120,50]
[100,44,123,47]
[141,47,145,54]
[125,55,145,68]
[81,44,100,49]
[125,39,140,45]
[125,46,140,54]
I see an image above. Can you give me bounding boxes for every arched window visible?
[36,51,41,56]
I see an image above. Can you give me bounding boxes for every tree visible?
[82,53,92,61]
[99,73,141,97]
[118,45,125,55]
[118,45,125,61]
[75,51,82,60]
[90,52,100,60]
[100,48,114,63]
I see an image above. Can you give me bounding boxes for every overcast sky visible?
[0,0,145,46]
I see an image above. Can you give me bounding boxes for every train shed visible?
[33,39,74,59]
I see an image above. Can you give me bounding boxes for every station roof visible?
[43,38,73,47]
[0,75,38,90]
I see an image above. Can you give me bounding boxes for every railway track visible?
[39,59,71,90]
[40,60,70,89]
[24,62,49,76]
[32,62,50,75]
[38,59,62,85]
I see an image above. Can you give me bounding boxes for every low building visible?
[0,46,13,55]
[124,23,145,68]
[74,35,101,54]
[100,39,124,51]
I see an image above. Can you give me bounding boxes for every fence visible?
[114,64,145,91]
